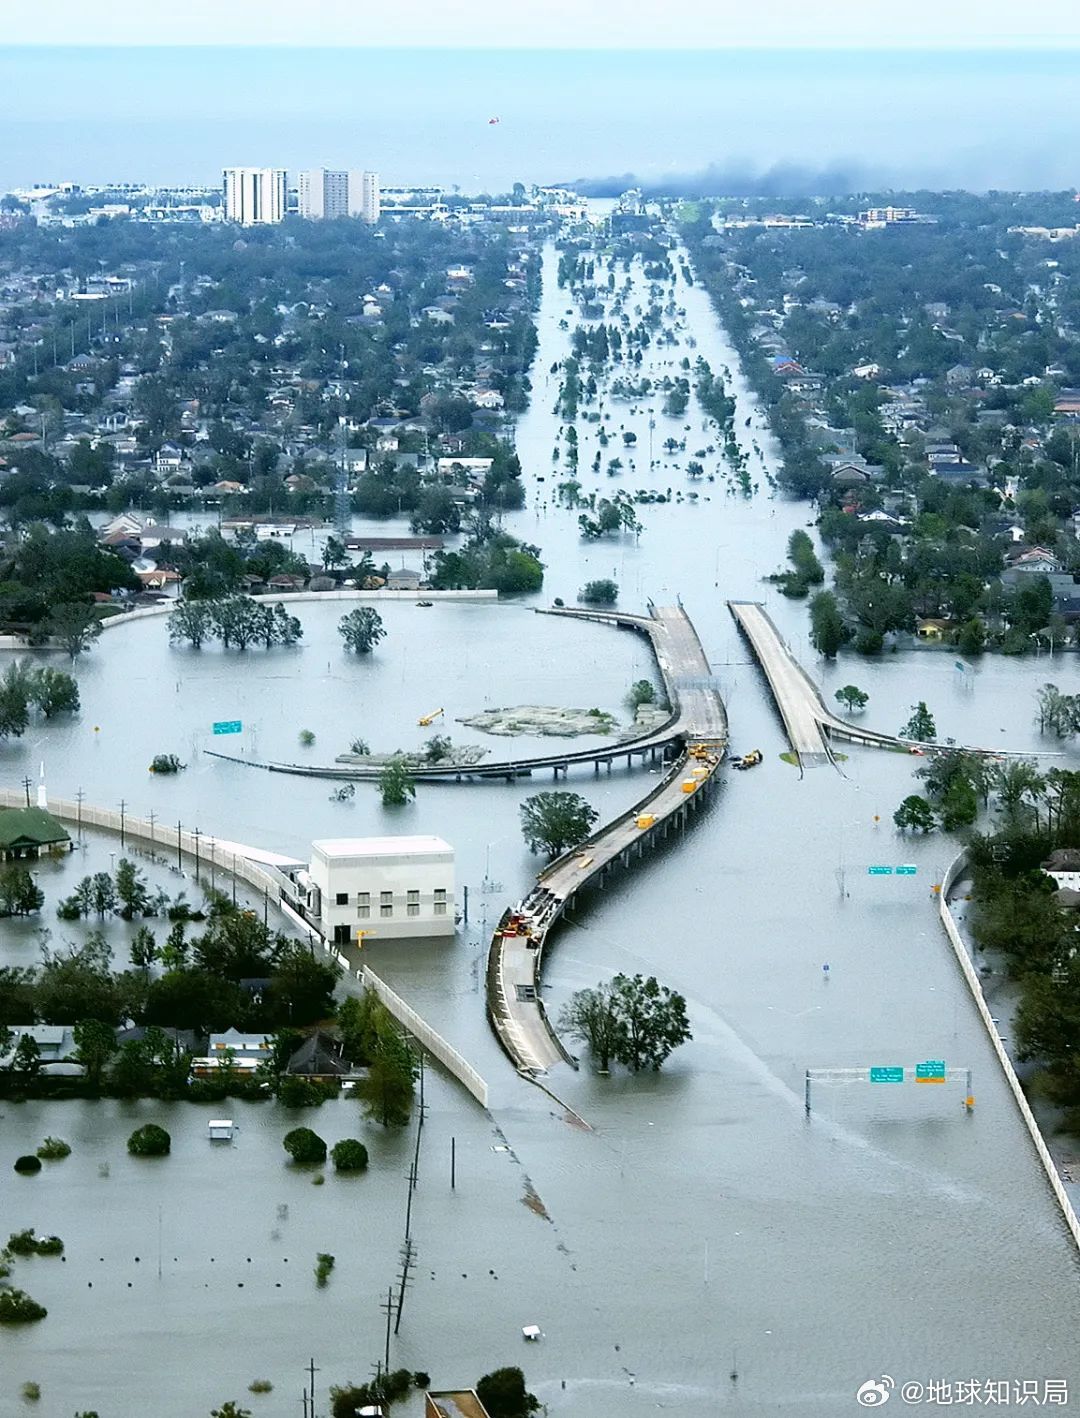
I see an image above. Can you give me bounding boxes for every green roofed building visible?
[0,806,72,860]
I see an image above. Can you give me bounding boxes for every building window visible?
[407,902,420,917]
[407,889,420,905]
[433,902,447,916]
[358,892,370,908]
[357,904,370,919]
[381,903,393,918]
[335,892,349,906]
[434,888,447,902]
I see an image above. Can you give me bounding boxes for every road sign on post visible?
[869,1067,905,1083]
[867,865,893,876]
[915,1060,946,1083]
[895,864,918,876]
[212,720,242,735]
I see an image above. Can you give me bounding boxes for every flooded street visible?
[4,234,1080,1416]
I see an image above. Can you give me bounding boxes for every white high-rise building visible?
[348,170,380,224]
[222,168,287,225]
[298,168,350,221]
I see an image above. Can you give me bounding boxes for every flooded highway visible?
[4,231,1080,1416]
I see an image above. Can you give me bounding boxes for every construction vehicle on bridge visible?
[418,707,444,726]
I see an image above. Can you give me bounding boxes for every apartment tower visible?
[222,168,287,225]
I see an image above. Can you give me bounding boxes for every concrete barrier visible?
[939,852,1080,1252]
[0,789,288,906]
[359,964,489,1109]
[0,588,500,653]
[0,788,490,1110]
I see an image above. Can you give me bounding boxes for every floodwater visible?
[3,236,1080,1416]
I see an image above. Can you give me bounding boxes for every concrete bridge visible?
[486,604,729,1073]
[727,600,1040,772]
[205,604,717,785]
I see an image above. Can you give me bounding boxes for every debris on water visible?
[521,1179,552,1221]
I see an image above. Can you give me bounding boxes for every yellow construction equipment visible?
[636,813,656,830]
[417,707,444,727]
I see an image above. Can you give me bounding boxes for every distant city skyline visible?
[8,0,1080,49]
[2,46,1079,196]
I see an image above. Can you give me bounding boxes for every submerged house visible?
[0,807,71,861]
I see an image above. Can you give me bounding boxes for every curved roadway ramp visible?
[487,604,728,1074]
[727,600,1015,771]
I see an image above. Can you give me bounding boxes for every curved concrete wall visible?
[939,852,1080,1251]
[0,789,490,1110]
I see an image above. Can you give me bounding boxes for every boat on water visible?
[731,749,763,771]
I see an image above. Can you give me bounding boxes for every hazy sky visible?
[9,0,1080,48]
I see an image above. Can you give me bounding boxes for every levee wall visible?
[939,852,1080,1252]
[359,965,489,1109]
[0,788,490,1110]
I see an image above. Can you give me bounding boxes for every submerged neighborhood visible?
[2,132,1080,1417]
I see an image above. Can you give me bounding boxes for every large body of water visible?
[2,47,1080,193]
[3,238,1080,1415]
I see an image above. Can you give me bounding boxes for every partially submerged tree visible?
[378,757,415,807]
[519,791,598,858]
[475,1367,540,1418]
[893,795,936,833]
[560,973,691,1072]
[834,685,869,713]
[900,701,937,742]
[282,1127,327,1165]
[338,607,386,655]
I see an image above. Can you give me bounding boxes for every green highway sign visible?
[212,720,242,735]
[916,1060,946,1083]
[870,1067,904,1084]
[896,864,918,876]
[867,865,893,875]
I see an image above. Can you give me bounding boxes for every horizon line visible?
[3,41,1080,52]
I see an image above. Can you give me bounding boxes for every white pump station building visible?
[296,835,455,944]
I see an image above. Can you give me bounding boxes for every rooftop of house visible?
[425,1393,492,1418]
[0,806,71,850]
[1044,848,1080,872]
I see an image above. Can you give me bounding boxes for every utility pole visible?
[119,798,126,849]
[75,787,84,840]
[21,776,31,807]
[394,1237,415,1335]
[193,827,201,882]
[148,810,156,849]
[306,1357,319,1418]
[451,1135,456,1190]
[381,1285,394,1371]
[176,821,183,871]
[404,1155,418,1239]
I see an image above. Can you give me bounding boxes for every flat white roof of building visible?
[311,835,453,859]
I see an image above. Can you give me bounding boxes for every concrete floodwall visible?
[0,787,491,1109]
[359,964,489,1109]
[939,852,1080,1252]
[0,790,286,905]
[0,588,499,652]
